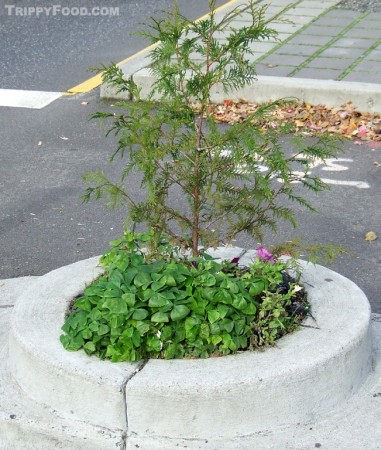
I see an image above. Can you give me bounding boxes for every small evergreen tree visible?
[85,0,340,256]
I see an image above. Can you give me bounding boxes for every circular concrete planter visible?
[8,251,373,449]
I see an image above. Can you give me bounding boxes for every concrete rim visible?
[8,252,373,444]
[102,67,381,113]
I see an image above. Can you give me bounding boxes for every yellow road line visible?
[64,0,241,95]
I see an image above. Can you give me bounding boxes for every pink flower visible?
[256,246,275,264]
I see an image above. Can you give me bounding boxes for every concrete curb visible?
[128,67,381,113]
[0,276,40,306]
[100,53,151,101]
[6,252,374,448]
[125,257,373,447]
[8,256,140,431]
[212,76,381,114]
[101,64,381,113]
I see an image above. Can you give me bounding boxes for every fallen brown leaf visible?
[365,231,377,241]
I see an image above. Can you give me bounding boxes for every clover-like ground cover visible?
[60,232,309,362]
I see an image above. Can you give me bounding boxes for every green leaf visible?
[121,326,134,339]
[161,273,177,287]
[151,280,166,291]
[234,318,245,335]
[60,333,84,352]
[151,311,169,323]
[189,296,208,315]
[232,296,248,311]
[103,298,127,315]
[134,272,152,288]
[213,289,232,305]
[74,297,92,312]
[202,288,215,301]
[249,280,265,297]
[135,321,150,335]
[66,310,88,331]
[237,335,248,348]
[98,323,110,336]
[216,304,230,319]
[110,314,125,329]
[84,341,96,354]
[241,302,257,315]
[207,310,220,324]
[209,322,220,335]
[131,329,141,347]
[221,318,234,333]
[109,269,124,288]
[170,305,190,321]
[158,326,171,342]
[148,292,170,308]
[122,292,136,306]
[132,308,149,320]
[227,280,240,294]
[124,267,138,285]
[199,323,210,339]
[103,288,123,298]
[211,335,222,345]
[199,273,216,286]
[89,321,99,332]
[185,316,200,339]
[146,336,162,352]
[164,342,177,359]
[82,328,93,339]
[84,285,104,297]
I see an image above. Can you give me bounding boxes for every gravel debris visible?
[336,0,381,12]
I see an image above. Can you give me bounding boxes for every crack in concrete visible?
[0,305,14,309]
[119,359,148,450]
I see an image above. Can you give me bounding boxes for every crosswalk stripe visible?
[0,89,62,109]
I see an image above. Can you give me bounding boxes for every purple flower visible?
[256,246,275,264]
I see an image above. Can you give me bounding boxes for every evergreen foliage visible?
[84,0,341,257]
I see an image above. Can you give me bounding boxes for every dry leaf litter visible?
[210,100,381,145]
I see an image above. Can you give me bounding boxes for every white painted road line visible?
[321,179,370,189]
[0,89,62,109]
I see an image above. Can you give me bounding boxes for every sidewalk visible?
[101,0,381,113]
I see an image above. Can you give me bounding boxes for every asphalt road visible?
[0,0,228,91]
[0,0,380,313]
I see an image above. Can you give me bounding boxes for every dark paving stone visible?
[294,67,343,79]
[288,34,334,46]
[260,54,307,66]
[305,57,355,70]
[334,37,378,48]
[353,59,381,71]
[344,27,381,39]
[302,25,344,36]
[312,16,357,27]
[275,44,321,56]
[324,9,362,19]
[366,49,381,61]
[342,71,381,83]
[255,64,295,77]
[356,18,381,28]
[319,46,366,58]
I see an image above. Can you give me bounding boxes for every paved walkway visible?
[101,0,381,112]
[242,0,381,84]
